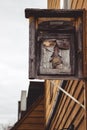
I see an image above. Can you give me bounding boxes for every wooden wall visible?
[48,0,87,9]
[48,0,60,9]
[22,98,44,130]
[44,80,61,127]
[49,80,86,130]
[47,0,87,130]
[12,97,45,130]
[70,0,87,77]
[70,0,87,9]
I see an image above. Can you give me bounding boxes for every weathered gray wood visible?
[77,22,83,78]
[38,21,75,76]
[29,17,36,79]
[25,9,87,79]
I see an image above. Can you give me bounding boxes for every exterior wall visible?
[49,80,85,130]
[70,0,87,77]
[70,0,87,9]
[48,0,60,9]
[11,97,45,130]
[44,80,61,126]
[47,0,87,130]
[21,99,44,130]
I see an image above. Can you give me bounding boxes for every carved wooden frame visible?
[25,9,87,79]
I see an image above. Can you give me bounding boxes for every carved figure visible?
[50,43,63,69]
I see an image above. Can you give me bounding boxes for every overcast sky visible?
[0,0,47,126]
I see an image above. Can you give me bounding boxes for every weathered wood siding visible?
[47,0,87,130]
[12,97,45,130]
[48,0,60,9]
[44,80,61,127]
[70,0,87,78]
[29,17,36,79]
[49,80,85,130]
[70,0,87,77]
[70,0,87,9]
[21,100,44,130]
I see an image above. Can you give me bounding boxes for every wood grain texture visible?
[11,97,45,130]
[47,0,87,130]
[49,80,85,130]
[48,0,60,9]
[29,17,36,79]
[44,80,61,126]
[69,0,87,9]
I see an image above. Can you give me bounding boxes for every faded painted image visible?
[40,38,71,74]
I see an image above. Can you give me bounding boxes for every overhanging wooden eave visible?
[25,8,85,18]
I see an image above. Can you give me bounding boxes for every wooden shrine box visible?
[25,9,87,79]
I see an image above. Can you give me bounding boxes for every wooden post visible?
[29,17,36,79]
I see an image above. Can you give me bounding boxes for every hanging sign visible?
[25,9,87,79]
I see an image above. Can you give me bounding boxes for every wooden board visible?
[49,80,85,130]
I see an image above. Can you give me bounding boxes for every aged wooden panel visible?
[44,80,61,126]
[46,1,87,130]
[56,0,60,9]
[52,0,55,9]
[60,89,84,129]
[25,9,84,18]
[71,0,87,9]
[34,104,44,111]
[25,8,87,79]
[49,80,85,130]
[49,81,75,129]
[23,117,44,124]
[29,111,44,117]
[17,124,44,130]
[48,0,60,9]
[70,0,73,8]
[76,118,85,130]
[52,81,83,129]
[71,0,78,9]
[83,0,87,9]
[47,0,50,9]
[74,109,84,129]
[29,17,36,79]
[76,0,83,9]
[12,97,45,130]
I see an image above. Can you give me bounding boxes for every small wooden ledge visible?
[25,8,85,18]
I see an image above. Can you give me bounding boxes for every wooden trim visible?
[25,9,84,18]
[58,86,85,109]
[29,17,36,79]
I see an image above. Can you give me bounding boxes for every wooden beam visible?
[25,8,84,18]
[58,85,85,109]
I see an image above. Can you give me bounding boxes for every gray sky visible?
[0,0,47,125]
